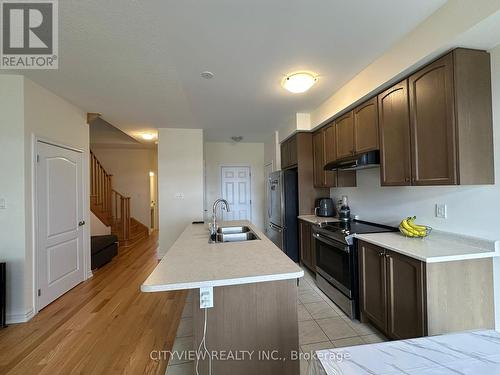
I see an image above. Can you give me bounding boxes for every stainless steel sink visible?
[216,231,260,242]
[216,226,251,234]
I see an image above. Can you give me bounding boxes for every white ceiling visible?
[22,0,447,142]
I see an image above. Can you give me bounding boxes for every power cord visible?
[195,308,212,375]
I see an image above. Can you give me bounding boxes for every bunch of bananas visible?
[399,216,431,238]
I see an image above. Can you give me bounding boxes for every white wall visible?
[0,75,90,323]
[90,212,111,235]
[0,75,26,323]
[158,128,204,258]
[91,147,157,228]
[331,44,500,328]
[204,142,265,230]
[264,131,280,171]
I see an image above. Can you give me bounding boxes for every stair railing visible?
[90,151,131,241]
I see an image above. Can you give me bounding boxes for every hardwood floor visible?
[0,232,186,375]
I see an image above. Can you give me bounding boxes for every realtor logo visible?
[0,0,58,69]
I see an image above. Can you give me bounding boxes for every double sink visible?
[214,225,260,243]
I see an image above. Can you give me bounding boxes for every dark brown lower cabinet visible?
[359,241,426,339]
[359,242,387,332]
[299,220,316,273]
[386,251,426,339]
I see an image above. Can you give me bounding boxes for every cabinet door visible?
[359,241,387,332]
[324,123,336,164]
[386,251,426,339]
[312,131,325,187]
[354,97,379,153]
[281,141,289,169]
[299,221,311,269]
[409,53,457,185]
[335,111,355,159]
[288,135,298,167]
[322,128,337,188]
[378,80,412,186]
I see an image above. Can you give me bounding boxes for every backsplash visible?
[331,167,500,241]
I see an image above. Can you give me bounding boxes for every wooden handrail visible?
[90,151,131,242]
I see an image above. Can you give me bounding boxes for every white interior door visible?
[221,166,251,221]
[36,141,85,310]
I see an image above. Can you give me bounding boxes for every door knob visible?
[78,221,85,227]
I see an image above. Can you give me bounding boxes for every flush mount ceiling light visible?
[231,136,243,142]
[201,71,215,79]
[281,72,318,93]
[141,133,156,140]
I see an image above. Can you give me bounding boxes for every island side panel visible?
[426,258,495,335]
[192,279,300,375]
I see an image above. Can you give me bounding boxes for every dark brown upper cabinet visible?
[288,135,298,167]
[280,135,297,169]
[335,111,355,159]
[409,49,493,185]
[280,140,289,169]
[323,123,336,164]
[378,80,412,186]
[379,48,493,187]
[313,129,336,188]
[409,53,456,185]
[354,97,379,153]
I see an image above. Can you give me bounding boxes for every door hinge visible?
[36,154,40,162]
[250,199,252,204]
[37,289,41,297]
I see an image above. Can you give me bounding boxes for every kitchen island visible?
[141,220,304,375]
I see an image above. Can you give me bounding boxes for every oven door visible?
[313,231,352,298]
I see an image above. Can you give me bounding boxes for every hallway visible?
[0,233,186,375]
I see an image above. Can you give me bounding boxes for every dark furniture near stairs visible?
[91,235,118,269]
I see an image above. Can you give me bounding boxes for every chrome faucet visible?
[210,199,230,241]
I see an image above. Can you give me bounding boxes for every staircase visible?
[90,151,149,247]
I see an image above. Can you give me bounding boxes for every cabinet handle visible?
[404,177,410,183]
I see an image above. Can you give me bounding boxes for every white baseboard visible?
[86,269,93,279]
[6,309,35,324]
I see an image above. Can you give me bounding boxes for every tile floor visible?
[165,267,387,374]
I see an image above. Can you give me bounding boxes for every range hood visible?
[324,150,380,171]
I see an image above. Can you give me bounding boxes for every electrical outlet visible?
[174,193,185,199]
[435,203,447,219]
[200,286,214,308]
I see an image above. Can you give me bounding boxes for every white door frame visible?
[32,135,91,314]
[219,165,252,222]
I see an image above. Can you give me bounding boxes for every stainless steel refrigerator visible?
[266,170,299,262]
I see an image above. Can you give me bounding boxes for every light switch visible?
[0,198,5,209]
[435,203,447,219]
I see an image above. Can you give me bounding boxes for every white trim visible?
[6,309,35,324]
[32,135,91,316]
[219,165,252,222]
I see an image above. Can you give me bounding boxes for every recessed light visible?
[141,133,156,140]
[282,72,318,93]
[201,71,215,79]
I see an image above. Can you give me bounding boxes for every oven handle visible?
[313,233,350,253]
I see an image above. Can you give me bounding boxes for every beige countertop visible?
[355,231,499,263]
[298,215,340,225]
[141,220,304,292]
